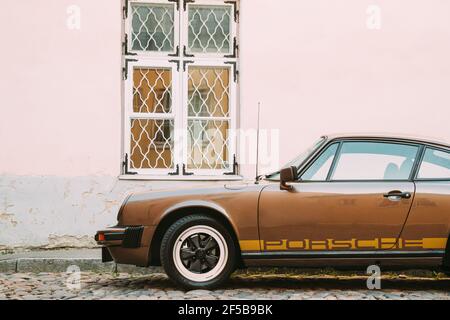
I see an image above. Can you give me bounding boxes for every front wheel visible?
[160,215,237,289]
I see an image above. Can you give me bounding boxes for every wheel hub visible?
[179,232,221,274]
[195,249,206,259]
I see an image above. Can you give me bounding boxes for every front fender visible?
[156,200,239,238]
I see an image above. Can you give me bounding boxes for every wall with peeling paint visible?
[0,176,229,251]
[1,0,450,250]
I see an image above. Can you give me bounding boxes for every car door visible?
[399,146,450,252]
[259,140,420,254]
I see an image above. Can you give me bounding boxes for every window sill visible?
[118,175,244,182]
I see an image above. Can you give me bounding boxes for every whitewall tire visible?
[160,215,237,289]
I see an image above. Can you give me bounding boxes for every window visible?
[417,148,450,180]
[267,138,326,181]
[301,143,338,181]
[130,3,177,53]
[330,142,419,181]
[123,0,239,176]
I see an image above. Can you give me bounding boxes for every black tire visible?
[160,215,237,290]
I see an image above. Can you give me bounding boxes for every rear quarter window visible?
[417,148,450,180]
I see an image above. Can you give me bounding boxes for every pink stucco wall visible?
[239,0,450,175]
[1,0,450,178]
[0,0,123,177]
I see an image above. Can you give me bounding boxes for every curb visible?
[0,258,163,274]
[1,257,448,278]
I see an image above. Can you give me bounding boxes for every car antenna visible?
[255,102,261,184]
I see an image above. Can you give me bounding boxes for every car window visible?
[301,143,338,181]
[417,148,450,179]
[267,137,326,180]
[330,142,419,181]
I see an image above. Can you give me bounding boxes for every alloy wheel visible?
[173,225,228,282]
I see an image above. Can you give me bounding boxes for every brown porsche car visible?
[96,134,450,289]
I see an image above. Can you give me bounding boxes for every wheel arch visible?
[148,203,243,268]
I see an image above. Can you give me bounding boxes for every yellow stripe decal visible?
[239,240,263,251]
[239,238,447,252]
[422,238,447,249]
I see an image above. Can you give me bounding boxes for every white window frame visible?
[182,0,237,58]
[182,60,237,176]
[123,0,239,178]
[126,0,180,57]
[124,59,181,176]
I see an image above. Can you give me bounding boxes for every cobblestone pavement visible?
[0,271,449,300]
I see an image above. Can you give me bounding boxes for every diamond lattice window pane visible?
[188,5,231,54]
[188,120,230,170]
[131,3,175,52]
[133,68,172,114]
[188,67,230,117]
[130,119,174,169]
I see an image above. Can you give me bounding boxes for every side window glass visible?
[417,148,450,179]
[330,142,419,181]
[301,143,338,181]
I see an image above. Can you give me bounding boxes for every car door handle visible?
[383,191,412,200]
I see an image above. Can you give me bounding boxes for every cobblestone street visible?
[0,270,449,300]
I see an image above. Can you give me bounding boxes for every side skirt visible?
[242,250,445,260]
[241,251,445,268]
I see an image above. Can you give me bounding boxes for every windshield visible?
[265,137,327,180]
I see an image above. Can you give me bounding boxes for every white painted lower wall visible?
[0,176,237,251]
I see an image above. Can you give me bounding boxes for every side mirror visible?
[280,166,299,191]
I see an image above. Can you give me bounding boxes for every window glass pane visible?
[130,119,174,169]
[418,148,450,179]
[188,67,229,117]
[187,66,230,171]
[131,3,174,52]
[301,143,338,181]
[133,68,172,114]
[268,138,326,180]
[331,142,418,180]
[188,5,231,53]
[187,120,229,170]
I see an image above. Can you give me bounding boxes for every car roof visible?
[323,133,450,149]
